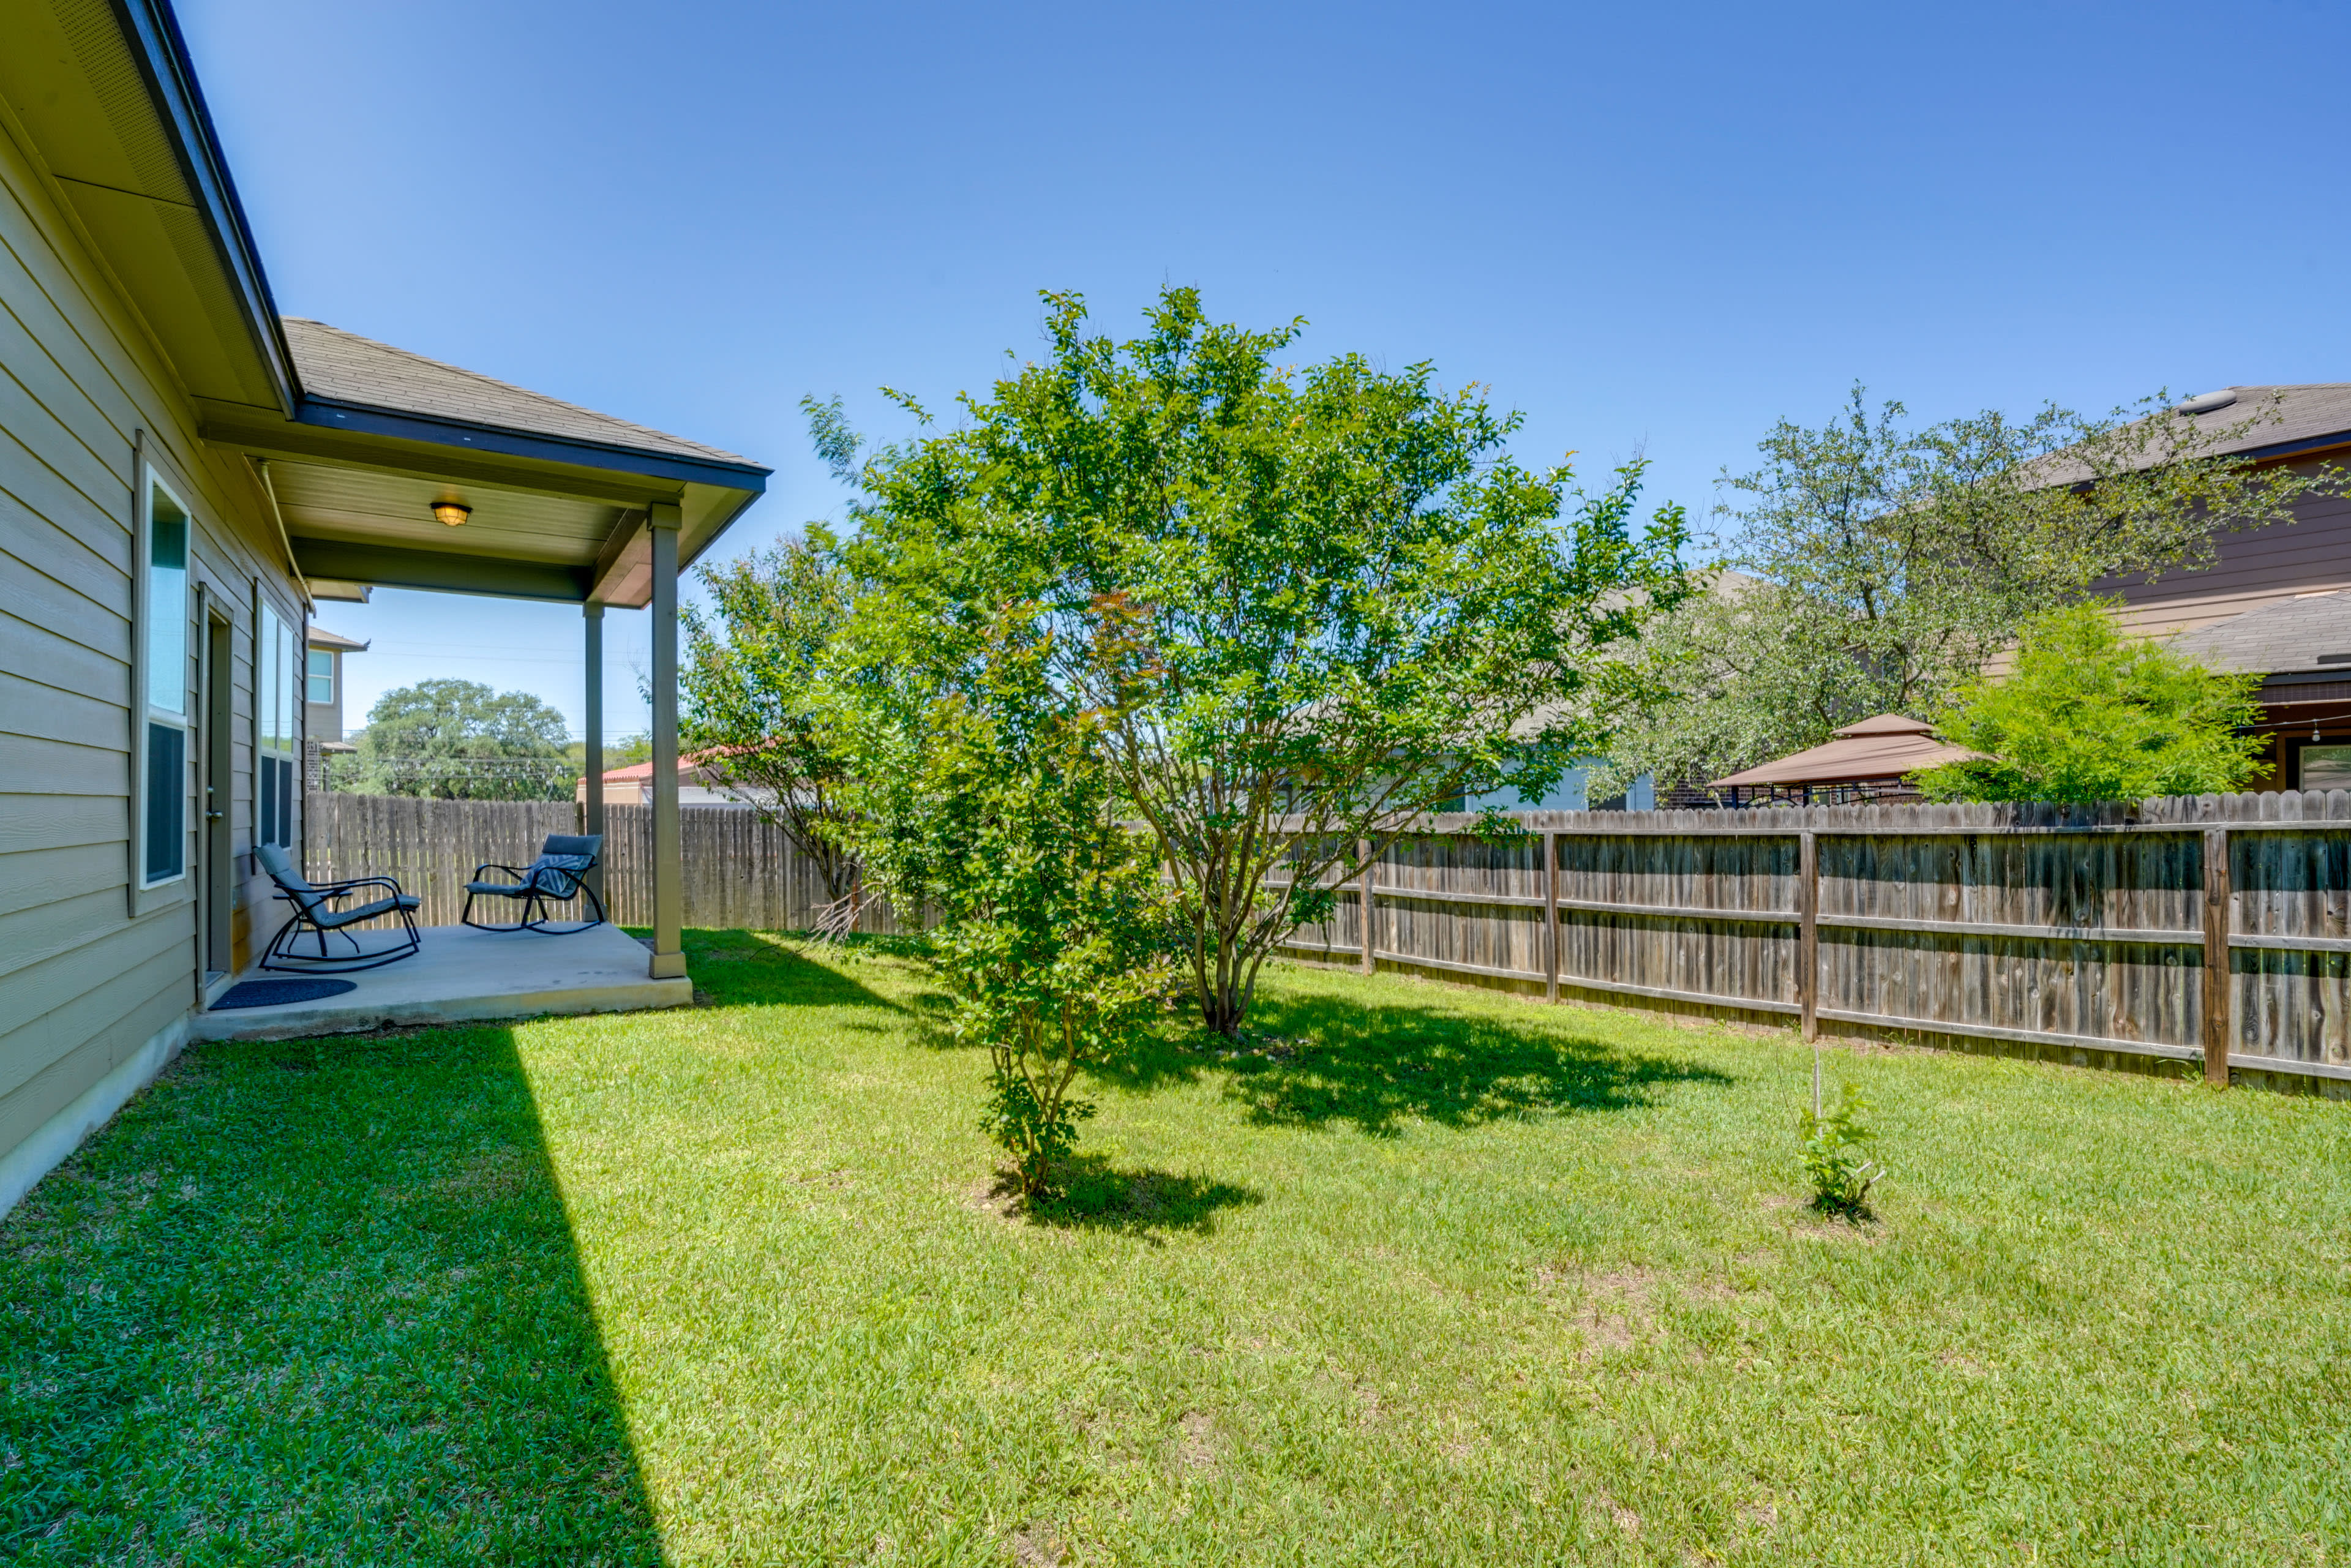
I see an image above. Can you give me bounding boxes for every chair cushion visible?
[312,894,417,931]
[525,853,595,893]
[467,879,528,897]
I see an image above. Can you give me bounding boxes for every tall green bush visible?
[1916,604,2270,803]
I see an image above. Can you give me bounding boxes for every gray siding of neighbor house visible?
[0,114,301,1183]
[304,646,343,743]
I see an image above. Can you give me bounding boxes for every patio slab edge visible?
[192,975,694,1041]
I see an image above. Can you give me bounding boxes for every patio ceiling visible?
[198,320,769,607]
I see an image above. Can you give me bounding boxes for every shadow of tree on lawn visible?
[1098,985,1734,1138]
[1011,1155,1262,1241]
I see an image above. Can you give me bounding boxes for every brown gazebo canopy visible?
[1709,715,1985,805]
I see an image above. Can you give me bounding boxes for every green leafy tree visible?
[565,732,651,778]
[342,679,572,800]
[1915,603,2270,804]
[680,530,861,902]
[831,604,1177,1198]
[833,287,1690,1035]
[1602,388,2334,795]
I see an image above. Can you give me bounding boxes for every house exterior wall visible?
[0,111,302,1206]
[2101,456,2351,640]
[303,644,342,742]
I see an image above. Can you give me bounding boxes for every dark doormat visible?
[210,978,359,1010]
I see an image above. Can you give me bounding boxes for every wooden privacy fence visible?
[303,793,906,933]
[1274,792,2351,1090]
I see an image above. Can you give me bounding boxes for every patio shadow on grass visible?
[1185,986,1734,1137]
[681,928,915,1015]
[0,1027,661,1567]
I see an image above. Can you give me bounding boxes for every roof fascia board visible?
[290,536,594,602]
[2237,430,2351,467]
[200,412,677,507]
[2257,669,2351,692]
[107,0,298,414]
[297,395,772,492]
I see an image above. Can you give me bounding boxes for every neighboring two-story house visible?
[2099,385,2351,790]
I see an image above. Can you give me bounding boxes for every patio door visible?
[200,607,233,980]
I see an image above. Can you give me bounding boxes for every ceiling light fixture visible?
[432,500,472,527]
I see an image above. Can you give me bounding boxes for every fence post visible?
[1544,826,1559,1003]
[1359,838,1375,977]
[2203,826,2232,1087]
[1798,830,1819,1042]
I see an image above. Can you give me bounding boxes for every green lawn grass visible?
[5,933,2349,1565]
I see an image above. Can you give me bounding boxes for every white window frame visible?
[127,440,195,915]
[256,598,302,852]
[306,646,334,707]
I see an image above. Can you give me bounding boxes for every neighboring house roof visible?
[282,318,756,470]
[305,626,368,653]
[2170,589,2351,679]
[2031,384,2351,491]
[2164,384,2351,463]
[598,746,751,784]
[1711,715,1985,789]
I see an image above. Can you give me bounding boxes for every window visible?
[306,647,334,706]
[2301,745,2351,792]
[257,602,299,849]
[140,476,191,885]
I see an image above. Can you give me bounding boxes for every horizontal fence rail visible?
[305,789,2351,1087]
[303,793,909,935]
[1275,792,2351,1089]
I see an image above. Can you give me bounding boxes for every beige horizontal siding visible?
[0,843,124,919]
[0,99,294,1183]
[0,921,188,1105]
[0,960,190,1159]
[0,794,120,856]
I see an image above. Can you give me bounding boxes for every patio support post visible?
[582,601,605,901]
[647,504,686,980]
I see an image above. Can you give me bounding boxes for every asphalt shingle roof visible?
[282,317,756,468]
[2170,588,2351,677]
[2167,384,2351,459]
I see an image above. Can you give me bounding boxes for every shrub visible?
[1917,603,2270,803]
[1799,1082,1884,1217]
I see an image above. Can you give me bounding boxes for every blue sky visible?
[181,0,2351,741]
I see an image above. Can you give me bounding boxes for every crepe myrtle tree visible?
[825,605,1178,1197]
[828,287,1691,1036]
[680,529,861,902]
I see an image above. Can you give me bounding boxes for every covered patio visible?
[199,317,767,1026]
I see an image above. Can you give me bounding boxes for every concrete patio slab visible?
[193,923,691,1042]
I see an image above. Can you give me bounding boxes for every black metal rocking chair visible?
[255,842,423,973]
[461,833,607,933]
